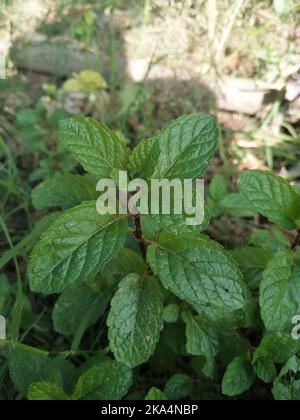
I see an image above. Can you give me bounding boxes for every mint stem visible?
[133,213,147,259]
[292,230,300,251]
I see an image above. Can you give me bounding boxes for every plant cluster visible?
[1,113,300,400]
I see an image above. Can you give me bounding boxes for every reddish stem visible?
[292,230,300,251]
[133,213,147,259]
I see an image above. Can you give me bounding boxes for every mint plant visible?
[4,113,300,400]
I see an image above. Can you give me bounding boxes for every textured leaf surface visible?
[145,387,167,400]
[9,350,62,395]
[272,379,292,400]
[73,360,132,400]
[253,358,277,384]
[142,202,210,236]
[107,274,164,367]
[272,356,300,400]
[220,193,256,217]
[32,174,98,210]
[222,356,255,396]
[231,246,273,289]
[163,373,193,400]
[152,114,219,180]
[141,183,210,236]
[259,251,300,331]
[147,233,246,312]
[240,170,300,229]
[280,355,300,376]
[249,226,290,253]
[28,382,69,400]
[29,202,128,294]
[53,281,112,336]
[183,311,219,359]
[255,332,300,364]
[128,136,160,179]
[59,116,129,179]
[209,174,228,202]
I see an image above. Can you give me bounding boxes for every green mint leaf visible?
[279,355,300,377]
[59,116,129,179]
[128,136,160,179]
[255,332,300,364]
[32,174,98,210]
[272,378,296,400]
[9,350,63,396]
[141,192,210,236]
[72,360,132,400]
[163,303,180,323]
[29,202,128,294]
[221,356,255,397]
[218,330,248,365]
[249,226,290,253]
[107,274,164,368]
[163,373,193,400]
[209,174,228,202]
[240,170,300,229]
[191,354,216,380]
[190,288,255,327]
[152,114,219,180]
[28,382,70,400]
[142,211,210,237]
[147,233,246,312]
[272,356,300,400]
[259,251,300,331]
[294,184,300,196]
[252,357,277,384]
[272,378,292,400]
[220,193,256,217]
[52,280,112,336]
[145,387,168,400]
[230,246,273,290]
[182,310,219,360]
